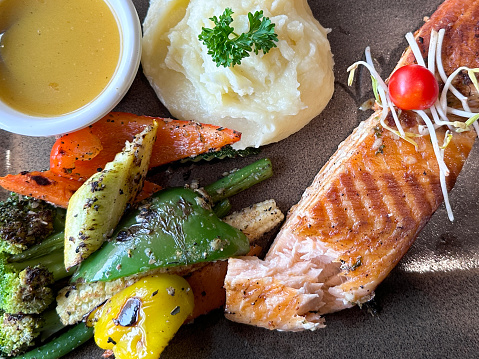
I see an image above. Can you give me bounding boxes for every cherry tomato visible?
[388,64,439,110]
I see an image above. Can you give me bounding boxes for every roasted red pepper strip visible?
[50,112,242,181]
[49,126,103,176]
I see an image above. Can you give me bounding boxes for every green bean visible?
[204,158,273,203]
[19,323,93,359]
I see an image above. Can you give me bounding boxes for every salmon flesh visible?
[224,0,478,331]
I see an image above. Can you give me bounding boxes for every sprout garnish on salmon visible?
[348,28,479,221]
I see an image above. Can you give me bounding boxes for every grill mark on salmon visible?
[224,0,478,331]
[398,0,479,73]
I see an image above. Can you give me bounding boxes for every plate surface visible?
[1,0,478,358]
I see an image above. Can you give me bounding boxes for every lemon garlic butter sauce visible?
[0,0,121,117]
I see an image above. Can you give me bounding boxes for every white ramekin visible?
[0,0,141,137]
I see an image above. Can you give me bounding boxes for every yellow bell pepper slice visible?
[93,274,194,359]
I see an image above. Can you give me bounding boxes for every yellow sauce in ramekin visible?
[0,0,121,117]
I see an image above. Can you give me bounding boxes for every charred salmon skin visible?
[224,0,478,331]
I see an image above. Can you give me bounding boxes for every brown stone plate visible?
[0,0,477,357]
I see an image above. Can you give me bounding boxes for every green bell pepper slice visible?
[73,187,249,282]
[72,158,273,283]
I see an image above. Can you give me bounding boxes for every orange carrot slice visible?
[50,112,241,181]
[0,170,82,208]
[135,181,162,203]
[0,170,161,208]
[185,245,262,321]
[186,261,228,321]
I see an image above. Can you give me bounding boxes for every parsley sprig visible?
[198,8,278,68]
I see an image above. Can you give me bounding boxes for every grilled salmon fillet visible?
[224,0,478,331]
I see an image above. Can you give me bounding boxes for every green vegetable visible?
[56,196,283,328]
[64,123,158,270]
[0,196,71,356]
[204,157,272,203]
[181,145,261,163]
[0,309,65,357]
[198,8,278,67]
[212,198,232,218]
[73,187,249,282]
[10,231,65,265]
[0,193,60,255]
[18,322,93,359]
[0,217,68,315]
[72,158,273,283]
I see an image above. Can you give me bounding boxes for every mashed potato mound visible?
[142,0,334,149]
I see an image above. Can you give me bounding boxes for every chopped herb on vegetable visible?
[198,8,278,67]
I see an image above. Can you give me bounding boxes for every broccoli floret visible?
[0,310,64,357]
[0,232,68,315]
[0,312,42,356]
[0,195,68,314]
[0,212,69,356]
[0,259,54,315]
[0,193,58,254]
